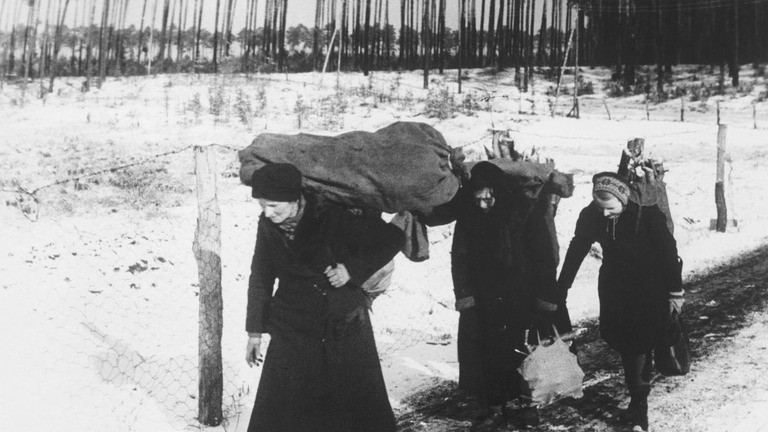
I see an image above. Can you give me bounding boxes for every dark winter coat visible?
[246,196,404,432]
[425,184,559,402]
[558,201,681,355]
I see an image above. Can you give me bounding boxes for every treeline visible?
[0,0,766,93]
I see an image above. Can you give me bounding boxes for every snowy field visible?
[1,66,767,431]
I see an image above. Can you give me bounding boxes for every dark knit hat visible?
[468,161,504,191]
[251,163,303,202]
[592,172,630,205]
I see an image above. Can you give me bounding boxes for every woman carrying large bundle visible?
[557,172,684,432]
[243,163,404,432]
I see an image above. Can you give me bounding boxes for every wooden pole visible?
[193,145,223,426]
[603,98,611,120]
[645,95,650,120]
[753,102,757,129]
[550,25,575,117]
[717,100,721,125]
[572,3,579,119]
[458,0,463,94]
[680,97,685,122]
[715,124,728,232]
[322,27,339,74]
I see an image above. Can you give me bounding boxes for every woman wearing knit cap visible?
[244,163,404,432]
[557,172,684,432]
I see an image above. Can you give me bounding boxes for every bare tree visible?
[48,0,71,91]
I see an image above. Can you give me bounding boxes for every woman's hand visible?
[325,264,351,288]
[246,333,263,367]
[669,291,684,315]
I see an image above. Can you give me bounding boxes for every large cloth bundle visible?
[462,158,575,200]
[238,122,459,214]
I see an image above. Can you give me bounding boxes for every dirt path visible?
[396,244,768,432]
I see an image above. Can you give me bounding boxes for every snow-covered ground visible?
[1,67,766,431]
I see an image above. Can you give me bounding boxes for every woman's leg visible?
[621,351,652,431]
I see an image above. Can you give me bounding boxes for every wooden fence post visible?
[680,97,685,122]
[717,101,721,125]
[603,98,612,120]
[193,145,223,426]
[715,125,728,232]
[645,95,650,120]
[754,102,758,129]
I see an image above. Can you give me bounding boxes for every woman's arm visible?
[340,212,406,286]
[245,217,277,334]
[557,205,597,291]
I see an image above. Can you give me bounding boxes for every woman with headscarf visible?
[244,163,404,432]
[557,172,684,432]
[425,161,560,431]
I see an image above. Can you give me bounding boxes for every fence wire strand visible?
[3,116,762,430]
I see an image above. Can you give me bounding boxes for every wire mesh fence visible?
[1,101,763,431]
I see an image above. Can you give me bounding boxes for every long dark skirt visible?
[247,308,395,432]
[598,267,667,355]
[457,306,529,406]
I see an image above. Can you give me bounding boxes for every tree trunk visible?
[137,0,149,63]
[363,0,370,74]
[158,0,170,63]
[278,0,287,71]
[49,0,72,92]
[213,0,220,71]
[731,0,739,86]
[495,0,503,70]
[458,0,463,93]
[487,0,495,66]
[98,0,110,87]
[422,0,429,88]
[438,0,444,72]
[195,0,203,58]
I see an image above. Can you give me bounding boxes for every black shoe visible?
[509,405,540,430]
[622,397,648,431]
[631,398,648,431]
[469,412,507,432]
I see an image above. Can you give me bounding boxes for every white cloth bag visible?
[518,327,585,406]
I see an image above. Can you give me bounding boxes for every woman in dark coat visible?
[557,172,684,432]
[244,163,404,432]
[426,161,560,431]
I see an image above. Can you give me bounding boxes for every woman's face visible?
[258,199,299,224]
[593,194,625,219]
[472,187,496,213]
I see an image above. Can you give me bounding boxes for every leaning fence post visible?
[715,125,728,232]
[753,101,758,129]
[680,97,685,122]
[193,145,223,426]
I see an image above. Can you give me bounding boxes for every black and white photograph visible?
[1,0,767,431]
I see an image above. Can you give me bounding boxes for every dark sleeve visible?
[450,221,473,301]
[557,205,597,291]
[524,208,559,310]
[420,189,462,227]
[341,213,406,286]
[644,205,682,293]
[245,217,277,334]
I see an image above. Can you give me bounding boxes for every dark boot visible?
[469,411,507,432]
[507,403,540,430]
[625,384,650,432]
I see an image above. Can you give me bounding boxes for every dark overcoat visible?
[558,201,681,355]
[246,196,404,432]
[426,183,559,403]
